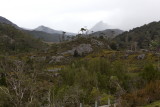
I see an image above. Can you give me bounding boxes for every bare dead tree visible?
[0,59,38,107]
[62,31,66,42]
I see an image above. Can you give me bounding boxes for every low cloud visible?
[0,0,160,32]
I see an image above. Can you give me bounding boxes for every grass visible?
[143,101,160,107]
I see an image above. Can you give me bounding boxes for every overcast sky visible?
[0,0,160,33]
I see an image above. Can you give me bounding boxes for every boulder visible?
[91,39,104,47]
[47,68,61,72]
[140,49,149,52]
[62,44,93,56]
[49,56,64,63]
[30,55,36,59]
[137,54,145,60]
[126,50,134,54]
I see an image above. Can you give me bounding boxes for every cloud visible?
[0,0,160,32]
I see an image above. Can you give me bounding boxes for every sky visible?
[0,0,160,33]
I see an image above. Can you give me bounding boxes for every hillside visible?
[0,16,160,107]
[34,25,76,35]
[0,16,18,28]
[0,26,160,106]
[0,23,46,54]
[115,21,160,50]
[0,16,75,42]
[25,30,60,42]
[91,29,123,38]
[24,26,76,42]
[89,21,111,32]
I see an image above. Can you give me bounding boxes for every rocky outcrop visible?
[91,39,104,47]
[30,56,46,61]
[140,49,149,52]
[62,44,93,56]
[137,54,145,60]
[47,68,61,72]
[49,56,64,63]
[126,50,134,54]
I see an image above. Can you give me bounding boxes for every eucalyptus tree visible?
[79,27,88,35]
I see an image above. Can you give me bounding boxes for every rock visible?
[35,56,46,62]
[154,52,160,57]
[47,68,61,72]
[30,55,36,59]
[39,56,46,61]
[140,49,149,52]
[62,44,93,56]
[49,56,64,63]
[14,60,23,65]
[123,54,129,59]
[30,56,46,61]
[126,50,134,54]
[74,44,93,56]
[137,54,145,60]
[91,39,104,47]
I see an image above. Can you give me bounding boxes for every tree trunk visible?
[80,103,82,107]
[95,100,98,107]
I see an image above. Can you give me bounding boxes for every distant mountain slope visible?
[26,25,76,42]
[89,21,111,32]
[91,29,124,38]
[34,25,75,35]
[0,23,46,54]
[115,21,160,49]
[0,16,75,42]
[25,30,60,42]
[0,16,19,28]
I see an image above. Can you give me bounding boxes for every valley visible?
[0,16,160,107]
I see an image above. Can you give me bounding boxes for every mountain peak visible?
[38,25,44,28]
[90,21,110,32]
[34,25,57,34]
[97,21,104,24]
[35,25,52,30]
[34,25,76,35]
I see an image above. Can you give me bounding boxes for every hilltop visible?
[34,25,75,35]
[0,16,18,28]
[89,21,111,32]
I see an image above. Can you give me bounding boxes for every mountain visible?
[0,16,19,28]
[35,25,61,34]
[91,29,124,38]
[0,16,75,42]
[115,21,160,49]
[89,21,111,32]
[34,25,75,35]
[25,30,60,42]
[0,23,46,54]
[30,25,76,42]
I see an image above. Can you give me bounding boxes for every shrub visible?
[121,81,160,106]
